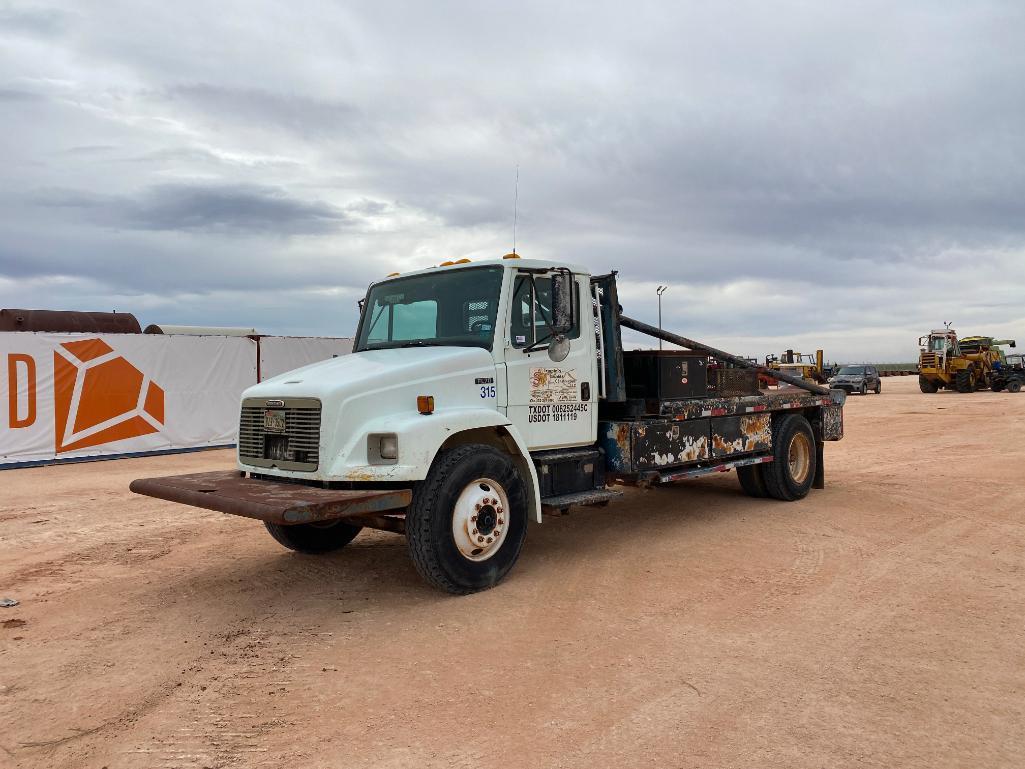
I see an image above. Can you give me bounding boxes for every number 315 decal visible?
[480,385,497,399]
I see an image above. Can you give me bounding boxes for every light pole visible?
[656,286,667,350]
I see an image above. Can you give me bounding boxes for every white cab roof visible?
[376,256,590,284]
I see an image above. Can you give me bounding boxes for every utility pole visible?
[656,286,667,350]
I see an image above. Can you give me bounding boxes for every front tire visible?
[406,444,528,594]
[955,368,975,393]
[874,381,881,394]
[919,376,938,393]
[1008,380,1022,394]
[858,382,867,395]
[264,519,362,554]
[763,414,817,501]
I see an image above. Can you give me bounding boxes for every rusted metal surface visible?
[603,422,634,473]
[710,413,772,457]
[600,419,710,472]
[658,388,844,424]
[617,314,832,396]
[540,488,622,512]
[657,453,773,484]
[633,420,709,468]
[0,308,142,334]
[129,470,411,525]
[818,404,844,441]
[708,367,759,397]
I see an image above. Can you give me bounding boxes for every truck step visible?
[540,488,623,512]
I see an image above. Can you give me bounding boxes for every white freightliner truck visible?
[132,256,846,593]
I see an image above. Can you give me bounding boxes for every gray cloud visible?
[122,183,348,234]
[31,183,349,234]
[1,1,1024,360]
[0,5,69,37]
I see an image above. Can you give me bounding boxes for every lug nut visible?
[486,537,493,544]
[477,536,485,543]
[475,503,481,511]
[498,517,504,525]
[472,528,478,535]
[471,514,477,522]
[496,507,503,514]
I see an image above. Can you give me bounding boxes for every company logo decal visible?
[53,339,165,453]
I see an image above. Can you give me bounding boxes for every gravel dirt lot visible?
[1,375,1023,768]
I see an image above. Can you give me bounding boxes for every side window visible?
[509,274,580,348]
[510,277,534,347]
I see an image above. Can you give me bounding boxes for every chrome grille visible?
[238,397,321,472]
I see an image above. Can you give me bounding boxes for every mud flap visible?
[813,436,825,490]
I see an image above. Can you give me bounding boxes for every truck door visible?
[503,271,597,450]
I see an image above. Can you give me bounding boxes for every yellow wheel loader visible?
[917,328,1003,393]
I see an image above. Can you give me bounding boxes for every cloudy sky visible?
[1,1,1023,362]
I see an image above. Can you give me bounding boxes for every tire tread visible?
[406,444,526,595]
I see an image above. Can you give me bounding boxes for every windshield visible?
[836,366,864,375]
[929,336,951,352]
[355,266,504,352]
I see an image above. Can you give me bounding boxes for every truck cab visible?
[238,257,597,497]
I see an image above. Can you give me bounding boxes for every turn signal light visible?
[502,253,520,259]
[417,395,435,415]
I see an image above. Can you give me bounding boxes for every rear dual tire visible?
[737,414,816,502]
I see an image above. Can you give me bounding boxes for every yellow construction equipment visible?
[917,327,1007,393]
[764,349,827,385]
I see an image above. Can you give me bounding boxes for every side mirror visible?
[550,271,574,336]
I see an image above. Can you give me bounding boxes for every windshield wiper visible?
[396,340,441,348]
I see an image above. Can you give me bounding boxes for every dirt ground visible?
[1,375,1023,769]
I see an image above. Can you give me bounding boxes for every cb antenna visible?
[512,165,519,255]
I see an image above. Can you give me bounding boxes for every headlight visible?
[379,435,398,459]
[369,433,398,463]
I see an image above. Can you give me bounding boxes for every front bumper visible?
[829,382,864,392]
[130,471,411,525]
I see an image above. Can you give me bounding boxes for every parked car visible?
[828,365,881,395]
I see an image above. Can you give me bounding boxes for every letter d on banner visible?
[7,353,37,428]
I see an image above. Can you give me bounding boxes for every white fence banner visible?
[1,333,257,466]
[258,336,352,382]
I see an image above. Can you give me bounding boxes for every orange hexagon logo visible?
[53,339,165,453]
